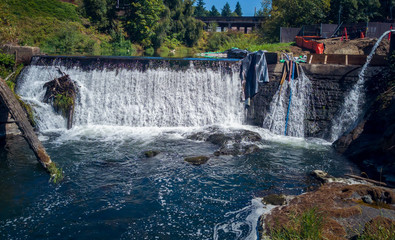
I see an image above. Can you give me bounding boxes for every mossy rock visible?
[262,194,286,205]
[144,150,160,158]
[184,156,209,166]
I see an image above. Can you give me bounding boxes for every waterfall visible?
[330,30,393,141]
[16,57,244,130]
[262,66,312,137]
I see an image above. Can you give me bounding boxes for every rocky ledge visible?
[260,172,395,239]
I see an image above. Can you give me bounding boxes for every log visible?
[344,174,387,186]
[0,77,52,169]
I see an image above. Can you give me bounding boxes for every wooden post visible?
[0,78,52,170]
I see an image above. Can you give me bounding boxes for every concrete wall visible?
[1,44,40,65]
[246,64,385,140]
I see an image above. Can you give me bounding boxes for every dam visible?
[0,53,388,239]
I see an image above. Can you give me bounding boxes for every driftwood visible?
[0,78,52,169]
[345,174,387,186]
[43,73,77,129]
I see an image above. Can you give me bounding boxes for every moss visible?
[358,217,395,240]
[47,162,63,184]
[53,93,74,118]
[17,96,36,127]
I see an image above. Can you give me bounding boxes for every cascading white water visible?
[262,66,312,137]
[16,58,244,130]
[330,30,393,141]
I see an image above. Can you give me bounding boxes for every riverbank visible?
[259,173,395,239]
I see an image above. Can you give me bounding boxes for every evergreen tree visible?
[209,5,220,16]
[194,0,206,17]
[234,1,242,16]
[221,2,232,17]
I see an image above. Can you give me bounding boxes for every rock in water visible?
[43,73,77,129]
[184,156,209,166]
[144,150,160,158]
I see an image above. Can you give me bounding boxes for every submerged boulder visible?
[187,127,263,157]
[184,156,209,166]
[144,150,160,158]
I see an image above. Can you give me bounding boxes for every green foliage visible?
[81,0,116,31]
[125,0,165,48]
[47,162,64,184]
[209,5,220,17]
[260,0,331,42]
[0,52,15,79]
[234,2,242,16]
[53,93,74,118]
[194,0,207,17]
[270,208,325,240]
[205,31,293,53]
[221,2,232,17]
[328,0,381,24]
[145,47,155,56]
[41,24,97,55]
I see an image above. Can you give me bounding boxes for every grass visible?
[357,219,395,240]
[269,208,325,240]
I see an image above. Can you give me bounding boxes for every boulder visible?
[184,156,209,166]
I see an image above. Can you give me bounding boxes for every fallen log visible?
[345,174,387,186]
[0,77,61,181]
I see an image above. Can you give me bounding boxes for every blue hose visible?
[284,62,295,136]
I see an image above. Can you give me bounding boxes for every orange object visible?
[360,31,365,39]
[295,36,324,54]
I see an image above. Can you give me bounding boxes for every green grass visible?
[269,208,325,240]
[0,0,112,55]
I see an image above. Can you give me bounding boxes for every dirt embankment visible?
[318,38,390,55]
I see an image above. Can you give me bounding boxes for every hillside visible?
[0,0,118,55]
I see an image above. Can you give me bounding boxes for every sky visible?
[203,0,263,16]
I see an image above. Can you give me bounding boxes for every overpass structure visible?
[196,16,265,33]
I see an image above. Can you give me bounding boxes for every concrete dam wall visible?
[246,63,384,140]
[0,56,385,142]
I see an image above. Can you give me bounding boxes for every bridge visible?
[195,16,265,33]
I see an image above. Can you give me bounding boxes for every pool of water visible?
[0,125,359,239]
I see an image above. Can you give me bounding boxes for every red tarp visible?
[295,36,324,54]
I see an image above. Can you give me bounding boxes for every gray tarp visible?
[240,50,269,108]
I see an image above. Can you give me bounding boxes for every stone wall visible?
[246,63,385,140]
[1,44,41,65]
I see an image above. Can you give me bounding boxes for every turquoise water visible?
[0,126,358,240]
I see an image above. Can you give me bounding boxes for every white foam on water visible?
[213,198,275,240]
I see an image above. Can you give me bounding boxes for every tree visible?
[234,1,242,16]
[328,0,381,23]
[209,5,220,16]
[194,0,207,17]
[125,0,165,47]
[221,2,232,17]
[82,0,116,31]
[259,0,331,42]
